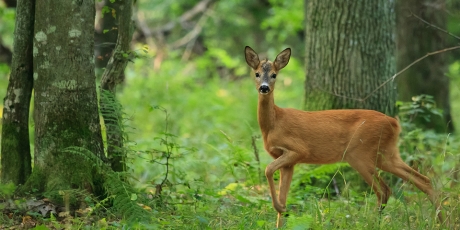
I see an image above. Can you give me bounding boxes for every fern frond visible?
[63,146,152,225]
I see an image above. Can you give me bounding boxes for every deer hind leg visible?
[276,166,294,228]
[379,158,443,221]
[348,160,392,210]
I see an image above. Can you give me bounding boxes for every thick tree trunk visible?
[22,0,104,195]
[100,0,133,172]
[1,0,34,184]
[304,0,396,116]
[396,0,453,133]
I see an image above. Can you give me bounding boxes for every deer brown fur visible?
[244,46,442,228]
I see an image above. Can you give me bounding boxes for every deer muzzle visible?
[259,84,270,94]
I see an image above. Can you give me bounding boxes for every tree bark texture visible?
[396,0,453,132]
[1,0,34,184]
[28,0,104,194]
[100,0,133,172]
[304,0,396,116]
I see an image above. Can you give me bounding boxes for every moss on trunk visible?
[1,124,31,184]
[20,0,105,198]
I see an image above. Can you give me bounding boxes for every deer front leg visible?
[265,164,286,214]
[265,150,298,226]
[276,166,294,228]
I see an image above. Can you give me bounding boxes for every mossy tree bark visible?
[304,0,396,116]
[22,0,105,195]
[396,0,454,133]
[100,0,133,172]
[1,0,34,185]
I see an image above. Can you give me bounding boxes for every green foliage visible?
[113,56,460,228]
[448,60,460,132]
[397,94,443,131]
[119,51,305,190]
[0,182,16,199]
[100,89,127,172]
[116,1,460,222]
[104,172,151,225]
[285,213,314,229]
[139,106,198,202]
[0,5,14,106]
[262,0,303,42]
[101,6,111,18]
[2,0,460,228]
[0,5,15,45]
[61,147,152,227]
[397,94,459,185]
[446,0,460,46]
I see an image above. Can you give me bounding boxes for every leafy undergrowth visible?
[2,55,460,229]
[2,180,460,229]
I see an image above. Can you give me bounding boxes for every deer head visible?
[244,46,291,94]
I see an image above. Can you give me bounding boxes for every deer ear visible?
[245,46,260,69]
[274,48,291,70]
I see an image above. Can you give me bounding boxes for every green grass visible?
[111,55,460,229]
[1,45,460,229]
[119,55,306,187]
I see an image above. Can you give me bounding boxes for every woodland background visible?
[0,0,460,229]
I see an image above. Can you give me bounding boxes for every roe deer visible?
[244,46,442,228]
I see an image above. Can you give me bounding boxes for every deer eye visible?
[255,73,260,78]
[272,74,277,78]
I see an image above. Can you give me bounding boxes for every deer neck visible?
[257,92,277,136]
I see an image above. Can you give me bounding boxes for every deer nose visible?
[259,85,270,94]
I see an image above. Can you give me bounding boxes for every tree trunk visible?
[1,0,34,185]
[100,0,133,172]
[22,0,105,196]
[304,0,396,116]
[396,0,453,133]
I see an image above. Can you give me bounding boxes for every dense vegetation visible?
[1,0,460,229]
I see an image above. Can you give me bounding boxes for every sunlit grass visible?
[120,56,305,187]
[116,56,460,229]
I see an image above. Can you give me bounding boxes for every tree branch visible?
[410,12,460,40]
[171,13,208,49]
[360,46,460,102]
[153,0,213,34]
